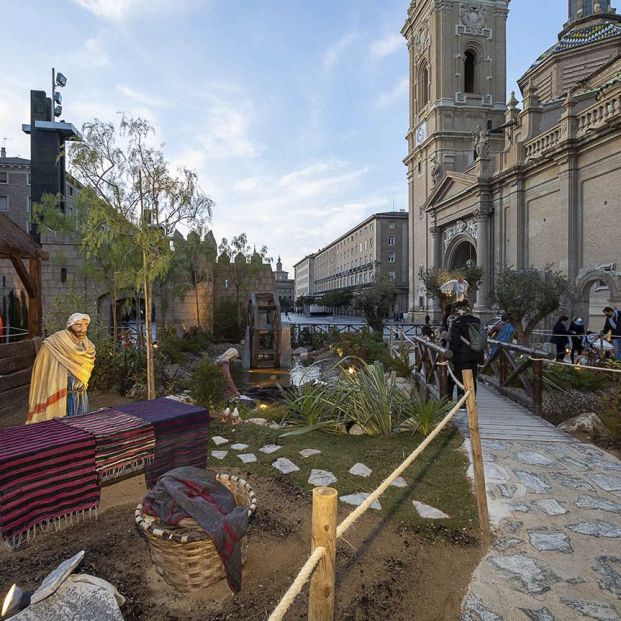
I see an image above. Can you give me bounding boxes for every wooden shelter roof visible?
[0,214,48,260]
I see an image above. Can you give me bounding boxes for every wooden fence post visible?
[309,487,338,621]
[532,358,543,418]
[462,370,490,537]
[438,359,448,400]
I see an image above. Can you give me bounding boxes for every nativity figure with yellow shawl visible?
[27,313,96,424]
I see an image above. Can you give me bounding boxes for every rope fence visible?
[267,370,489,621]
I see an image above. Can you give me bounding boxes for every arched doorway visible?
[448,239,477,270]
[572,269,621,333]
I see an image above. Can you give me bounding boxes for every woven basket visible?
[135,473,257,592]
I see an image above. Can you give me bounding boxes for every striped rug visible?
[60,409,156,482]
[0,420,99,546]
[117,398,211,488]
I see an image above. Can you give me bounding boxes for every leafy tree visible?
[418,264,484,311]
[489,266,569,343]
[218,234,271,326]
[69,116,214,399]
[354,276,397,332]
[172,227,216,330]
[319,289,353,311]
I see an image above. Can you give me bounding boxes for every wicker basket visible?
[135,473,257,592]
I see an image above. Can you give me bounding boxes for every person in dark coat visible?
[602,306,621,361]
[448,300,484,403]
[550,315,570,362]
[569,316,585,363]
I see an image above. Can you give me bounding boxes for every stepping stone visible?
[558,456,590,471]
[561,598,621,621]
[272,457,299,474]
[259,444,282,454]
[299,448,321,458]
[212,436,229,446]
[588,473,621,492]
[519,608,556,621]
[514,451,554,466]
[568,520,621,538]
[390,477,407,488]
[237,453,257,464]
[231,443,249,451]
[593,556,621,597]
[349,463,372,477]
[551,471,594,490]
[481,439,511,451]
[31,550,85,604]
[308,469,337,487]
[462,594,503,621]
[210,450,228,460]
[515,471,552,494]
[498,484,518,498]
[245,417,268,426]
[527,527,573,553]
[591,458,621,473]
[507,503,530,513]
[576,494,621,513]
[489,553,563,594]
[340,492,381,511]
[412,500,449,519]
[492,537,523,551]
[535,499,568,516]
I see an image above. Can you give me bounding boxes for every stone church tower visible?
[402,0,510,315]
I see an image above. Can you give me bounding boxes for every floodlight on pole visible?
[55,72,67,87]
[53,91,62,105]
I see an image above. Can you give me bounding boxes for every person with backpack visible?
[448,300,486,405]
[602,306,621,360]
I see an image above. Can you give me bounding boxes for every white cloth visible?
[66,313,91,328]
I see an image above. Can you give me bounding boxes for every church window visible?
[419,64,429,106]
[60,268,67,283]
[487,120,493,130]
[464,50,477,93]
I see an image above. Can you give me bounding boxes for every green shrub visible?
[158,327,184,363]
[190,357,227,410]
[90,335,145,395]
[213,297,243,343]
[294,327,329,350]
[180,327,213,353]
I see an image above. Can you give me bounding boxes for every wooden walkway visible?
[453,384,574,443]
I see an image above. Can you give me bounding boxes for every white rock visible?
[558,413,613,438]
[212,436,229,446]
[211,451,228,460]
[391,477,408,488]
[238,453,257,464]
[272,457,300,474]
[348,424,364,436]
[412,500,449,519]
[245,417,268,426]
[299,448,321,458]
[349,463,372,477]
[340,493,381,511]
[231,443,249,451]
[308,469,337,486]
[259,444,282,454]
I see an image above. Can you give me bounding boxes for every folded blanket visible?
[0,420,99,546]
[142,466,248,592]
[59,409,156,482]
[117,398,211,488]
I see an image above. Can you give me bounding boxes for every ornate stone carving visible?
[430,153,442,186]
[415,21,431,55]
[473,125,490,158]
[457,3,491,37]
[443,218,478,249]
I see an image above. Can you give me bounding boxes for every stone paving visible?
[459,388,621,621]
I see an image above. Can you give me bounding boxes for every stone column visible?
[430,219,443,320]
[475,206,491,314]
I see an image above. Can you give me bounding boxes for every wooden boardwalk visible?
[453,384,574,443]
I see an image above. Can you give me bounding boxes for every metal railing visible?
[0,326,29,344]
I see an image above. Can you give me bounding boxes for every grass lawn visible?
[209,415,479,540]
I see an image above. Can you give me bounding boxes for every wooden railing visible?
[479,339,554,416]
[0,338,41,420]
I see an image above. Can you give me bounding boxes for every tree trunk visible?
[135,290,143,350]
[194,283,201,330]
[143,261,155,400]
[111,279,118,353]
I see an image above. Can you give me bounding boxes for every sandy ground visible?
[0,472,484,620]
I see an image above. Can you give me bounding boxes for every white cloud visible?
[117,85,166,108]
[323,32,359,70]
[74,37,109,68]
[369,33,404,60]
[377,76,409,108]
[71,0,194,21]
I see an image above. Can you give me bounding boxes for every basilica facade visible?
[403,0,621,330]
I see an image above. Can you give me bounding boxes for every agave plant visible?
[399,394,449,436]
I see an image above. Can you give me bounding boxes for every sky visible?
[1,0,568,273]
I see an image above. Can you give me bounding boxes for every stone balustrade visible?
[524,127,563,160]
[577,90,621,136]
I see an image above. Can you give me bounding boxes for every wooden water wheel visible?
[247,292,282,368]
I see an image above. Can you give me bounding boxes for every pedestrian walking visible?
[602,306,621,361]
[569,316,585,363]
[447,300,485,405]
[550,315,571,362]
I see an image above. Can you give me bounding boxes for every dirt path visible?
[0,471,485,620]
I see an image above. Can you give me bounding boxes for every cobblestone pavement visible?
[458,391,621,620]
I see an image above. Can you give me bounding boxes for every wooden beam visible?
[28,257,42,338]
[9,255,36,298]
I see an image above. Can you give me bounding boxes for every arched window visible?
[60,268,67,283]
[464,50,476,93]
[419,64,429,107]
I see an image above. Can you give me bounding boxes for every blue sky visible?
[1,0,567,273]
